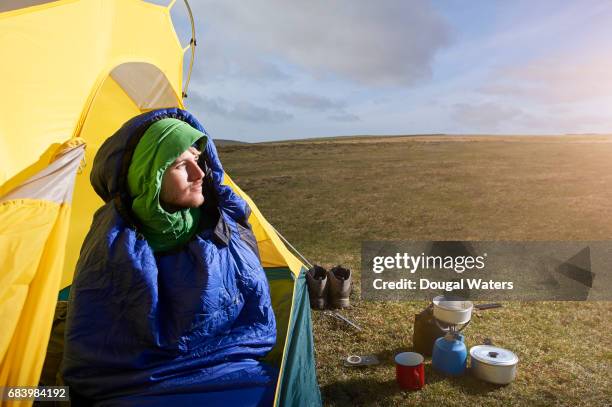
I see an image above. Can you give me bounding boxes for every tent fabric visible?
[0,0,186,290]
[0,0,184,191]
[275,268,322,407]
[0,140,85,396]
[0,1,59,13]
[1,1,321,406]
[111,62,180,110]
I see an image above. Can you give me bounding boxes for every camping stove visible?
[430,296,473,376]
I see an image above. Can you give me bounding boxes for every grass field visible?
[218,135,612,406]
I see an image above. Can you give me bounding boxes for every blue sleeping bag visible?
[62,109,277,406]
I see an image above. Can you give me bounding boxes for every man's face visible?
[160,146,204,212]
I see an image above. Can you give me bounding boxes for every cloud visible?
[450,101,612,134]
[231,101,293,123]
[276,91,361,122]
[474,3,612,107]
[514,111,612,133]
[452,102,526,130]
[276,92,346,111]
[187,92,293,123]
[480,54,612,104]
[328,113,360,122]
[187,1,452,86]
[190,46,291,84]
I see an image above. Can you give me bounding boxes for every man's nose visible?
[188,161,205,181]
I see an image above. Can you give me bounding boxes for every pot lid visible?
[470,345,518,366]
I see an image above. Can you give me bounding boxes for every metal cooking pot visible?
[470,345,518,385]
[432,295,473,325]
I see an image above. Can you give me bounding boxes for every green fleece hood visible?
[127,118,207,252]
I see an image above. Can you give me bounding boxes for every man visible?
[62,109,277,406]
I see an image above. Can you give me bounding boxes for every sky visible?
[162,1,612,142]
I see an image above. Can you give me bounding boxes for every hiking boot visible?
[306,265,328,310]
[328,265,352,309]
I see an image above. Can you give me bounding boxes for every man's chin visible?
[190,196,205,208]
[183,191,205,208]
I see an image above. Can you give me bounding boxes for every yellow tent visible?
[0,1,320,406]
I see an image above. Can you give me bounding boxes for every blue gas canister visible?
[432,332,467,376]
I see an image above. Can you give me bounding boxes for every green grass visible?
[218,135,612,406]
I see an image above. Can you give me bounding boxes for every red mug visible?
[395,352,425,390]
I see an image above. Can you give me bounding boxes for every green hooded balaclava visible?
[127,118,207,252]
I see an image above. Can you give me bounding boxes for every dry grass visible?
[218,135,612,407]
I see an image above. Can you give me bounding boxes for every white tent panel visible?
[110,62,180,110]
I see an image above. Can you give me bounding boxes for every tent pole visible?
[268,223,314,269]
[181,0,196,99]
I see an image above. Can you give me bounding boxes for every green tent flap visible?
[276,268,323,407]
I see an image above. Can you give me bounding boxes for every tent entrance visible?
[63,62,181,290]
